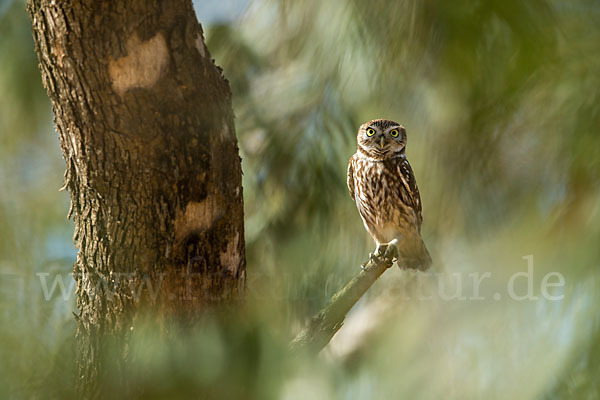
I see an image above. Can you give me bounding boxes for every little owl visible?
[347,119,431,270]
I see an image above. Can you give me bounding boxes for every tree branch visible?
[290,253,396,352]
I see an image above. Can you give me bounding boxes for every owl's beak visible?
[379,136,385,149]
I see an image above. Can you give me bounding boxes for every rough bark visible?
[27,0,245,396]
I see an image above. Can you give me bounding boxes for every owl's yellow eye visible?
[389,129,399,138]
[366,128,376,137]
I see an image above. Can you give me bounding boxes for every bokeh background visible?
[1,0,599,398]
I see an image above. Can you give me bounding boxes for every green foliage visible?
[1,0,600,398]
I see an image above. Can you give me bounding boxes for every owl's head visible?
[356,119,407,160]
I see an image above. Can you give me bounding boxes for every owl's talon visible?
[374,244,387,258]
[361,252,381,270]
[383,244,399,261]
[368,253,378,264]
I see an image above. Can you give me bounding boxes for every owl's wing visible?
[398,158,423,226]
[347,156,356,201]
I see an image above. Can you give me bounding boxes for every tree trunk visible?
[27,0,245,396]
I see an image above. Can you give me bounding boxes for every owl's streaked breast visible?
[350,153,418,243]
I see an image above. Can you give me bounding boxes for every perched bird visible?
[347,119,431,270]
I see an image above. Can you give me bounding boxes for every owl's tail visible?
[399,235,432,271]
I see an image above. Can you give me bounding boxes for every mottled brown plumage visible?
[347,119,431,270]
